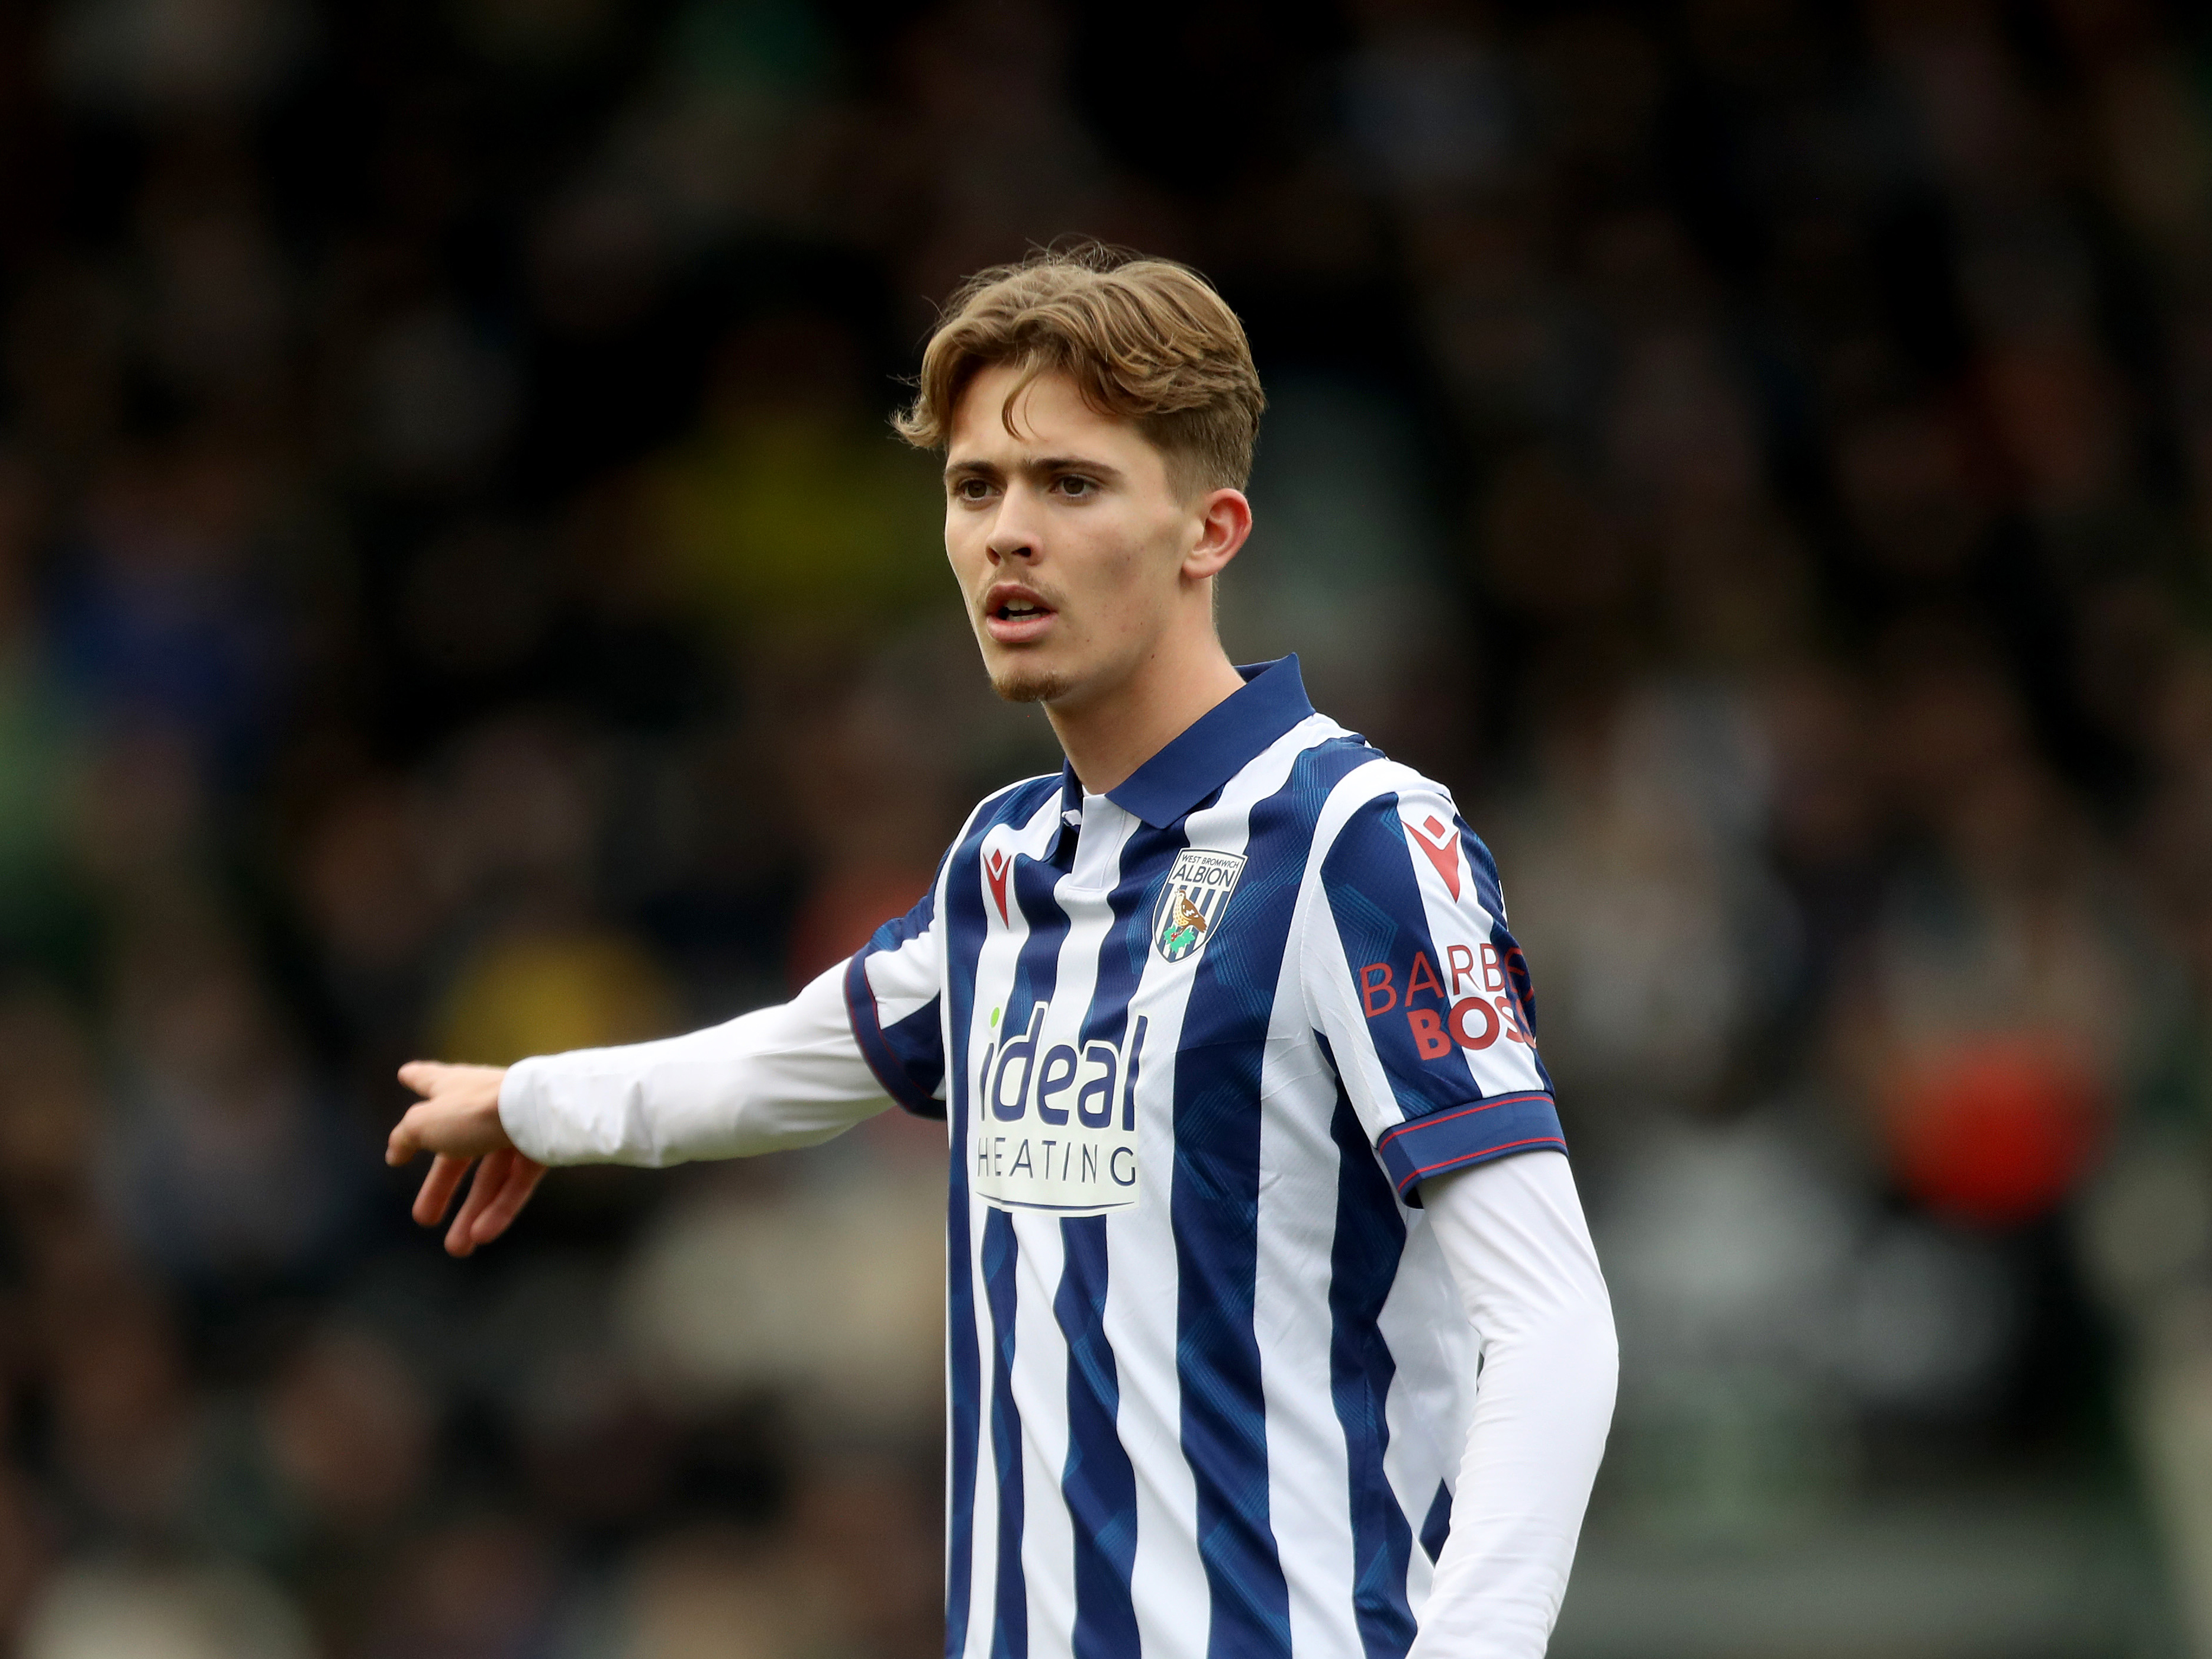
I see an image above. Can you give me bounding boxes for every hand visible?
[388,1061,546,1257]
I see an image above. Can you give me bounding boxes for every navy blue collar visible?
[1060,656,1317,830]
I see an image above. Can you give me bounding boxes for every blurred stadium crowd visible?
[2,0,2212,1654]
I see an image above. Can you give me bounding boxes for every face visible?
[943,365,1247,709]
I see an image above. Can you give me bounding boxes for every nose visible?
[986,483,1044,565]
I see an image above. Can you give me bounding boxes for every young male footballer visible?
[387,246,1617,1659]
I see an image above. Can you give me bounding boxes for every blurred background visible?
[0,0,2210,1654]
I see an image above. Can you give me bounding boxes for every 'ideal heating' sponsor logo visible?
[1359,942,1534,1060]
[971,1005,1149,1214]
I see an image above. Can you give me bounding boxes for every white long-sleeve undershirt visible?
[498,964,1617,1658]
[499,962,891,1166]
[1414,1152,1617,1658]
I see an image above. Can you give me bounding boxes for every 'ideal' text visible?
[972,1006,1149,1214]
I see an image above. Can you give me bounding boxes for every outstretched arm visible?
[386,959,900,1257]
[1411,1151,1617,1658]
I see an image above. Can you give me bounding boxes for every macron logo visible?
[985,848,1012,925]
[1407,814,1462,900]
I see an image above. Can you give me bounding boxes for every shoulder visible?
[1242,719,1405,829]
[947,772,1062,856]
[890,774,1061,946]
[1288,728,1458,851]
[974,771,1062,823]
[1294,740,1512,895]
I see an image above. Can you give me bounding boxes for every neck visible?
[1046,630,1247,796]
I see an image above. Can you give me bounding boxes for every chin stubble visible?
[990,662,1075,705]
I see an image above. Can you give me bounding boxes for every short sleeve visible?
[1305,785,1565,1204]
[843,878,947,1119]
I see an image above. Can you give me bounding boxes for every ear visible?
[1182,488,1252,582]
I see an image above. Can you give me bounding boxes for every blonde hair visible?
[894,244,1265,491]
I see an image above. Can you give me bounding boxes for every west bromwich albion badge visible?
[1152,848,1246,964]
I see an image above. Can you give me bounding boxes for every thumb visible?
[396,1060,445,1099]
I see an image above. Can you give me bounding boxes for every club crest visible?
[1152,848,1246,964]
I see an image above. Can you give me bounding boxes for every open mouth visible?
[984,585,1057,640]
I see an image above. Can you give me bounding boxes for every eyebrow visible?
[944,453,1128,485]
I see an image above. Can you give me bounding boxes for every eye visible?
[1053,474,1098,499]
[952,476,996,502]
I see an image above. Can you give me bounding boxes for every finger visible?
[445,1149,507,1257]
[396,1060,443,1099]
[469,1154,546,1246]
[386,1104,427,1167]
[413,1153,473,1228]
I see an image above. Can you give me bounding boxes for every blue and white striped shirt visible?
[843,655,1568,1659]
